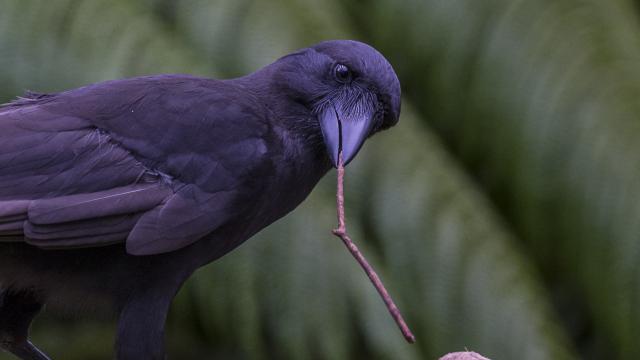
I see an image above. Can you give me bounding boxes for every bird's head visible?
[272,40,401,167]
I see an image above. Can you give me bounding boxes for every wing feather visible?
[1,75,275,255]
[28,183,171,225]
[127,184,239,255]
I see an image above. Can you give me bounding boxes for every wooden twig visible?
[332,152,416,344]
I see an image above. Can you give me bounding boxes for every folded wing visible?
[0,76,273,255]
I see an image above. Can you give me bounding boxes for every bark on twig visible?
[332,152,416,343]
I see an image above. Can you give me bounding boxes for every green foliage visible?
[352,0,640,358]
[2,0,637,359]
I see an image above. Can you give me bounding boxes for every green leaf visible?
[353,0,640,357]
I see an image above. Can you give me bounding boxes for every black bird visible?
[0,40,400,360]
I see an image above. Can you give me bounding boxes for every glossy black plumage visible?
[0,40,400,360]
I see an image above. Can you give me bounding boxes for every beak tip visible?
[330,151,340,168]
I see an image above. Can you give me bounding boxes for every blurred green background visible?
[1,0,639,359]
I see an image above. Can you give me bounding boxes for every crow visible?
[0,40,400,360]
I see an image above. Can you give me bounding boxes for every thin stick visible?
[332,152,416,344]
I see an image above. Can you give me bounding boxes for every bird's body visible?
[0,40,400,359]
[0,74,329,310]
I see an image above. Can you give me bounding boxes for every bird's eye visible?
[334,64,351,83]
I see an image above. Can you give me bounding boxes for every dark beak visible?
[319,104,376,167]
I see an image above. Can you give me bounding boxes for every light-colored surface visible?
[439,352,491,360]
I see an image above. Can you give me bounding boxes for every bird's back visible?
[0,75,276,255]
